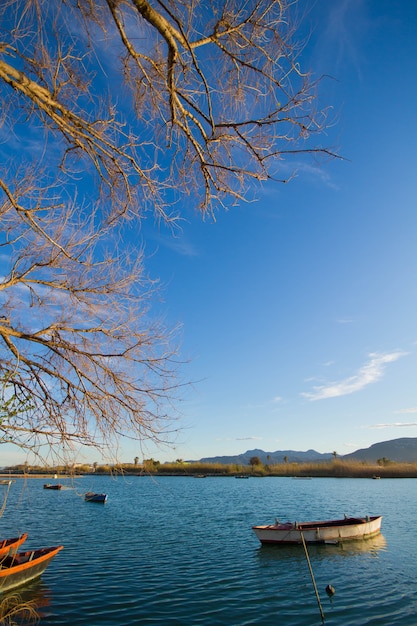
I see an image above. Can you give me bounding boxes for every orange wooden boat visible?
[0,534,28,557]
[0,545,63,593]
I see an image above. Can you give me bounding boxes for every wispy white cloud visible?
[214,436,262,442]
[367,422,417,429]
[302,351,407,401]
[315,0,368,80]
[344,442,361,449]
[264,154,339,190]
[287,161,340,190]
[235,436,262,441]
[157,235,199,257]
[395,408,417,414]
[146,232,199,257]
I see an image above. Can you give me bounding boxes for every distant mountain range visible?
[197,438,417,465]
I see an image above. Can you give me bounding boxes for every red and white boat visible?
[253,515,382,545]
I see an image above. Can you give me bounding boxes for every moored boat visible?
[0,545,63,593]
[0,534,28,557]
[85,492,107,503]
[43,483,62,490]
[253,515,382,545]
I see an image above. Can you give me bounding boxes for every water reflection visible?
[7,579,52,617]
[257,533,387,562]
[3,476,416,625]
[323,533,387,555]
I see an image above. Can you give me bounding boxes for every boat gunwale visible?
[0,546,63,578]
[252,515,382,544]
[253,515,382,532]
[0,534,28,556]
[84,492,107,502]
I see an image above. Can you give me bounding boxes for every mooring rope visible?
[299,529,325,623]
[0,480,12,518]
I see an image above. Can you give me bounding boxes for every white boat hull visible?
[253,515,382,545]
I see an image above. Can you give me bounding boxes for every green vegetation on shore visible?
[4,458,417,478]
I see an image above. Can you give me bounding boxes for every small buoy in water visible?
[326,585,335,596]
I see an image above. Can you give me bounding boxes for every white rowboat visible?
[252,515,382,545]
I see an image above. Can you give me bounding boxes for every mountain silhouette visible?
[196,438,417,464]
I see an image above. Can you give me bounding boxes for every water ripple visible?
[2,476,417,624]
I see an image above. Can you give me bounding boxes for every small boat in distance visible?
[0,545,63,593]
[43,483,62,490]
[0,534,28,557]
[85,492,107,503]
[253,515,382,545]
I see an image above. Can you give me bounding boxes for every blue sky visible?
[2,0,416,467]
[135,0,417,463]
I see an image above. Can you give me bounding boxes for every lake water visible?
[1,475,417,625]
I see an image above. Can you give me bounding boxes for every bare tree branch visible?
[0,0,334,461]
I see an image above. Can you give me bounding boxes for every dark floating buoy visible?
[326,584,335,597]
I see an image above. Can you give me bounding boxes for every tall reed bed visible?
[123,459,417,478]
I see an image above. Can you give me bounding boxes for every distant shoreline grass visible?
[152,459,417,478]
[5,459,417,479]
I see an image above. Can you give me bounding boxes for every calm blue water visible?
[1,475,416,625]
